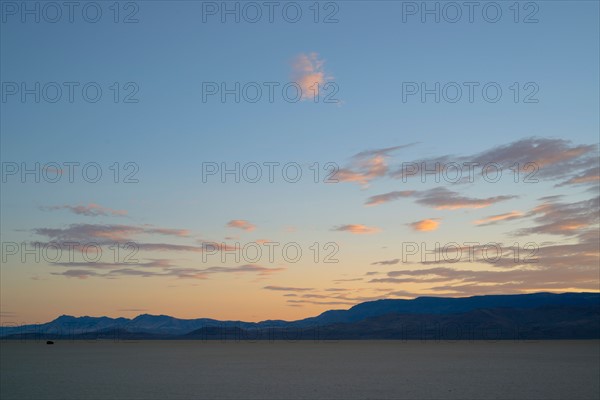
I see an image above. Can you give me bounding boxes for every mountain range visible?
[2,292,599,340]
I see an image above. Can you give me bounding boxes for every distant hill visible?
[2,292,598,340]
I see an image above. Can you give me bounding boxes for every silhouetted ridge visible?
[2,292,598,339]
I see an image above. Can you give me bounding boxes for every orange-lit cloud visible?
[337,145,414,186]
[336,155,388,185]
[291,52,328,100]
[410,219,440,232]
[227,220,256,231]
[474,211,524,226]
[556,166,600,187]
[515,196,599,236]
[332,224,380,234]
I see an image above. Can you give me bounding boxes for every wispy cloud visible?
[366,187,516,209]
[332,278,363,282]
[515,196,599,237]
[556,166,600,187]
[53,263,284,280]
[474,211,524,226]
[287,299,356,306]
[336,145,414,186]
[264,286,314,292]
[368,226,599,295]
[371,259,400,266]
[291,52,329,100]
[34,224,190,243]
[332,224,380,234]
[365,191,415,206]
[389,137,598,184]
[41,203,127,217]
[227,220,256,232]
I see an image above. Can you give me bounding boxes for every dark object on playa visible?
[46,341,54,345]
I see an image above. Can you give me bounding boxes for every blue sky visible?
[1,1,599,323]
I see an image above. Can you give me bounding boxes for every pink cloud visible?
[227,220,256,231]
[474,211,524,226]
[337,145,414,187]
[333,224,380,234]
[291,52,329,101]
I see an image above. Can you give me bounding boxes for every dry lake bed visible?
[1,340,599,399]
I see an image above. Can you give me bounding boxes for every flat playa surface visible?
[2,340,599,399]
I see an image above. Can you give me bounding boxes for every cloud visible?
[199,264,284,276]
[515,196,599,237]
[332,278,363,282]
[34,224,189,242]
[300,294,330,299]
[367,225,599,295]
[409,219,440,232]
[366,187,516,209]
[291,52,329,101]
[556,166,600,187]
[41,203,127,217]
[369,260,599,295]
[134,243,204,252]
[416,188,517,210]
[32,226,239,256]
[52,269,102,279]
[474,211,524,226]
[336,145,414,186]
[50,260,173,270]
[332,224,380,234]
[53,263,284,280]
[387,290,422,298]
[389,137,598,184]
[365,191,415,206]
[264,286,314,292]
[287,299,356,306]
[371,259,400,266]
[144,227,190,237]
[227,220,256,232]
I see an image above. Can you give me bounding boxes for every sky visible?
[1,0,599,324]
